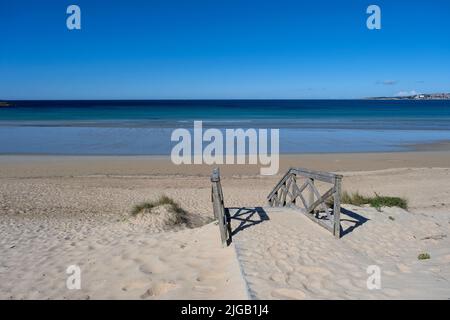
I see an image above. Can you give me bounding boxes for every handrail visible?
[289,167,342,183]
[267,169,295,200]
[211,168,231,246]
[267,167,342,238]
[267,168,342,200]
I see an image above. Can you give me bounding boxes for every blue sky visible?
[1,0,449,99]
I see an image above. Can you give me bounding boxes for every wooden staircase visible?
[211,167,343,247]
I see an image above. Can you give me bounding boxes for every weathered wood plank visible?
[333,176,342,238]
[267,171,293,200]
[281,178,294,206]
[291,168,342,183]
[307,178,315,213]
[290,175,297,205]
[305,186,335,214]
[211,168,230,246]
[308,178,329,212]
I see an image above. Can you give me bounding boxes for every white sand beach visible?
[0,153,449,299]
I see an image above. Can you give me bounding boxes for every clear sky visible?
[1,0,449,99]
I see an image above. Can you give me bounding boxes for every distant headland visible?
[0,101,12,107]
[367,93,450,100]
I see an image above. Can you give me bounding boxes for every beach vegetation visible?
[340,191,408,210]
[418,253,431,260]
[131,195,188,224]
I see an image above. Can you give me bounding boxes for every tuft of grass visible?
[341,191,368,206]
[131,195,187,222]
[340,191,408,210]
[388,216,395,221]
[370,192,408,210]
[131,202,155,215]
[418,253,431,260]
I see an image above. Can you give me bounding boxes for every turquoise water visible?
[1,100,450,154]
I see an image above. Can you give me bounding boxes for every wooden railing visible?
[267,168,343,238]
[211,168,232,246]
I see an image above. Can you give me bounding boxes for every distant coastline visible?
[367,92,450,100]
[0,101,11,107]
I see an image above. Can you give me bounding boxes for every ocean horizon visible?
[1,99,450,155]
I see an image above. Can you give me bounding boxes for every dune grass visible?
[418,253,431,260]
[131,195,187,222]
[340,191,408,210]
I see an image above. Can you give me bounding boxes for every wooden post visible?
[281,181,287,206]
[291,175,297,205]
[333,176,342,238]
[308,178,315,213]
[211,168,228,246]
[211,186,217,219]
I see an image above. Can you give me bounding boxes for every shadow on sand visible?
[228,207,270,237]
[227,205,368,239]
[339,207,370,237]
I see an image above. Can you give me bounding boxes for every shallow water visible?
[1,100,450,154]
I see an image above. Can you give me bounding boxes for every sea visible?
[1,99,450,155]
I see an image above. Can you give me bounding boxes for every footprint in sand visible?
[271,288,306,300]
[140,281,177,299]
[275,260,294,273]
[121,280,148,292]
[270,273,286,283]
[137,258,167,274]
[139,264,154,275]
